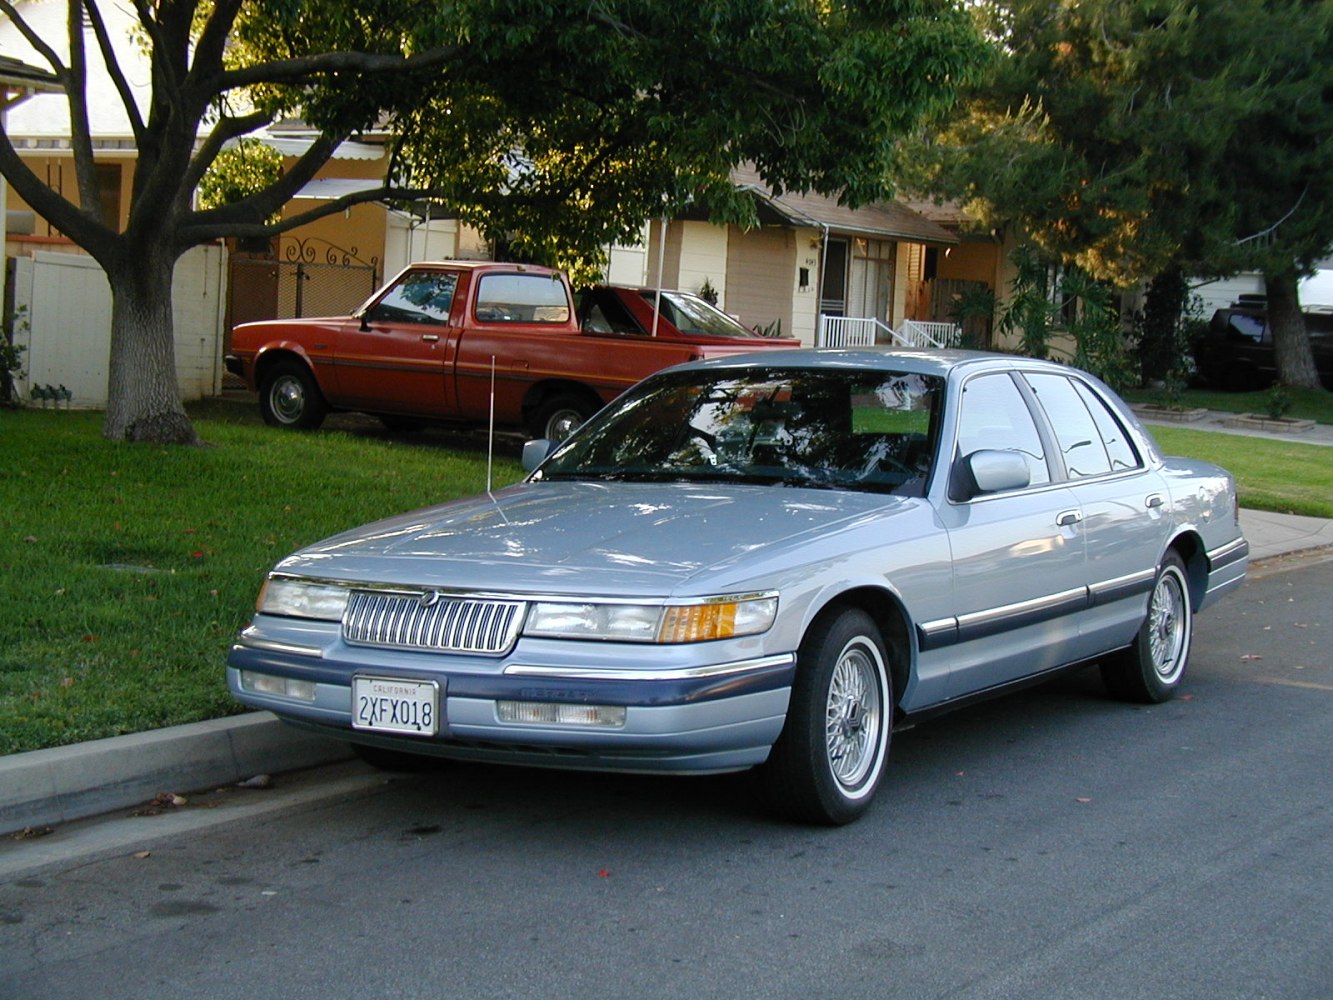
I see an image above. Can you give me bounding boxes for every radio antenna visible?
[487,355,509,524]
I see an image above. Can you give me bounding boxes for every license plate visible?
[352,676,440,736]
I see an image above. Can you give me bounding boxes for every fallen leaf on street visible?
[11,826,54,841]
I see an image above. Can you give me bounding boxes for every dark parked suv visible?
[1193,300,1333,389]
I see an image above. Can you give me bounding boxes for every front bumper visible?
[226,631,795,774]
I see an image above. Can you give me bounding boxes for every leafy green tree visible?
[0,0,988,443]
[909,0,1333,388]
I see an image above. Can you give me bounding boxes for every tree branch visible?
[216,45,463,91]
[81,0,147,142]
[182,110,277,195]
[182,184,442,243]
[0,0,68,77]
[65,0,104,221]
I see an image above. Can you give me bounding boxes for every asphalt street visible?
[1,555,1328,1000]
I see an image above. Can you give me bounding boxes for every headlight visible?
[524,594,777,643]
[257,576,351,621]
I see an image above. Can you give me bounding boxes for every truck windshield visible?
[640,291,764,339]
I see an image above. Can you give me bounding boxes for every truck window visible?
[369,271,458,324]
[475,274,571,324]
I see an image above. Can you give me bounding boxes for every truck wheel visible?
[530,393,597,442]
[260,361,327,430]
[1101,552,1193,703]
[757,608,892,825]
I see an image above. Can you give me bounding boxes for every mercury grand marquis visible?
[228,350,1248,824]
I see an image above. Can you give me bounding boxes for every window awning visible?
[291,177,388,200]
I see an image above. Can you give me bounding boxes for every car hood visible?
[277,481,918,597]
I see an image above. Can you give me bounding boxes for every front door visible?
[333,268,461,417]
[939,371,1088,697]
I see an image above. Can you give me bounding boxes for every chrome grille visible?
[342,590,525,655]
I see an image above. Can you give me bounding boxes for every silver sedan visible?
[228,350,1248,824]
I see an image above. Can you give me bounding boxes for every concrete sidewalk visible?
[3,508,1330,838]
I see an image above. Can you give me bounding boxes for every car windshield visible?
[536,367,944,496]
[638,290,764,339]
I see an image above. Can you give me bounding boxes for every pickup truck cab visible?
[226,261,798,439]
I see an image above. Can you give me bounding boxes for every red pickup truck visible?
[226,261,798,439]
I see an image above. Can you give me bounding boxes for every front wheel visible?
[1101,552,1193,703]
[758,608,892,825]
[259,361,327,430]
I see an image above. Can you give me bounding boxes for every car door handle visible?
[1056,510,1082,527]
[421,334,440,343]
[1145,494,1164,509]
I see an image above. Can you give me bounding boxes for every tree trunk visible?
[102,248,200,445]
[1263,268,1320,390]
[1138,264,1189,385]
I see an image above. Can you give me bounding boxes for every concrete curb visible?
[1,713,350,835]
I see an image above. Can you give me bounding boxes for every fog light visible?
[496,701,626,728]
[241,670,316,702]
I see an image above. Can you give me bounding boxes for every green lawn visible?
[1121,385,1333,424]
[0,400,1327,755]
[0,407,522,755]
[1148,425,1333,519]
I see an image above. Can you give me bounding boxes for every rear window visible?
[475,274,570,324]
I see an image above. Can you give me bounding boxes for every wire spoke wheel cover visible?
[825,640,884,789]
[1147,568,1188,683]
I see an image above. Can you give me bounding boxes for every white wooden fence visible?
[8,246,228,409]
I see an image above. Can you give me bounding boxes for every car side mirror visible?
[953,449,1030,501]
[522,438,557,473]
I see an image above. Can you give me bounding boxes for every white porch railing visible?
[816,315,963,349]
[816,315,894,347]
[899,319,962,348]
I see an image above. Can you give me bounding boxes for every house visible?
[624,167,964,348]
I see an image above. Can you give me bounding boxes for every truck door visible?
[333,268,461,416]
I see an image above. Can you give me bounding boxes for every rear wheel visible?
[1102,552,1193,703]
[529,392,598,442]
[259,361,327,430]
[758,608,892,825]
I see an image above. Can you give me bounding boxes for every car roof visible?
[678,347,1074,379]
[406,261,561,275]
